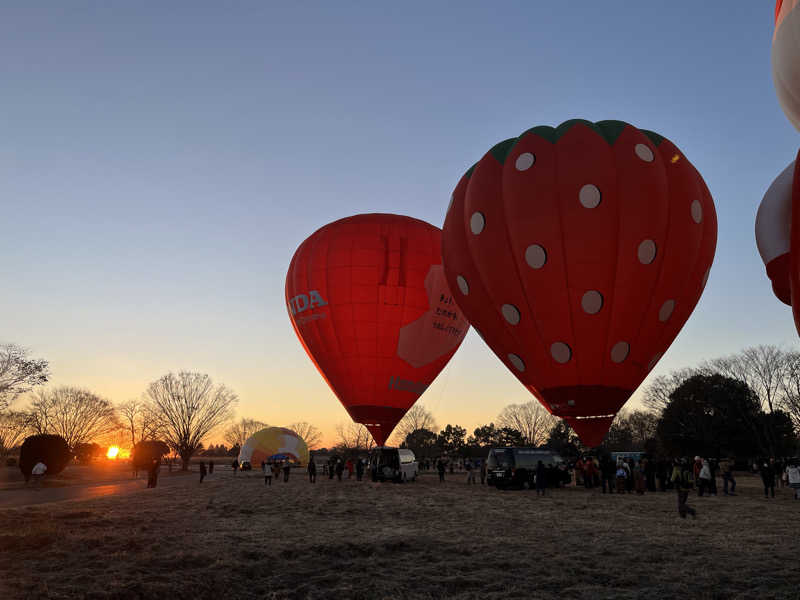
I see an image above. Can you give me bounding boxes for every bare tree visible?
[641,367,700,413]
[779,351,800,430]
[0,344,49,411]
[390,404,438,445]
[288,421,322,449]
[335,422,375,453]
[118,399,162,449]
[28,387,120,449]
[496,401,557,446]
[704,345,787,413]
[0,410,31,457]
[223,418,267,449]
[146,371,237,470]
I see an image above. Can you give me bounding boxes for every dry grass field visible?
[1,468,799,599]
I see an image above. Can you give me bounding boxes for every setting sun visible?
[106,446,119,459]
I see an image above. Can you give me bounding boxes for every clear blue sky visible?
[1,2,797,445]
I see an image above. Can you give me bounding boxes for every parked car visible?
[369,447,418,482]
[486,448,566,489]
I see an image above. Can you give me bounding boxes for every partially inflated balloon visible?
[238,427,309,466]
[773,1,800,130]
[442,120,717,446]
[756,151,800,335]
[286,214,469,445]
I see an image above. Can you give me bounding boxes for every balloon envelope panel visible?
[238,427,309,466]
[442,120,716,446]
[286,214,469,445]
[773,0,800,131]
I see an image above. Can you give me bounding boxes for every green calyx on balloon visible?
[479,120,666,170]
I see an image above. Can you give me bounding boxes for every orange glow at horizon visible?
[106,446,120,459]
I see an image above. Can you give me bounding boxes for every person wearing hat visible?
[786,460,800,500]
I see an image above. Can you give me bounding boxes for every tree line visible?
[0,344,320,469]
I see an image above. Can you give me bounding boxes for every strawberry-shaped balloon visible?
[756,152,800,332]
[287,214,469,446]
[442,120,717,446]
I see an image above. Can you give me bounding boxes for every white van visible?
[369,447,418,482]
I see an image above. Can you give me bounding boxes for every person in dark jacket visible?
[307,457,317,483]
[437,458,446,483]
[535,460,547,496]
[356,458,365,481]
[600,456,615,494]
[283,460,291,482]
[208,460,214,475]
[199,460,207,484]
[335,459,344,481]
[480,460,487,485]
[328,457,336,479]
[148,458,160,488]
[671,459,696,519]
[761,459,776,498]
[231,459,239,475]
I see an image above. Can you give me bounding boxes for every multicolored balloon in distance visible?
[773,0,800,130]
[238,427,309,466]
[286,214,469,446]
[756,151,800,333]
[442,119,717,446]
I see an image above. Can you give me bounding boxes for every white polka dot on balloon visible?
[581,290,603,315]
[637,240,657,264]
[508,353,526,372]
[456,275,469,296]
[610,341,630,363]
[691,200,703,224]
[579,184,602,208]
[470,212,485,235]
[551,342,572,364]
[635,143,654,162]
[525,244,547,269]
[515,152,535,171]
[658,299,675,322]
[501,304,521,325]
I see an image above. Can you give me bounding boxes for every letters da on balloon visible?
[287,290,328,316]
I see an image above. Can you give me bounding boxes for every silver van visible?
[369,447,418,482]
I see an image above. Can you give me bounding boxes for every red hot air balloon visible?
[286,214,469,445]
[442,120,717,447]
[756,152,800,333]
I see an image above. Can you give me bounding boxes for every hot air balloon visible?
[286,214,469,446]
[773,1,800,130]
[756,153,800,333]
[442,119,717,447]
[238,427,309,467]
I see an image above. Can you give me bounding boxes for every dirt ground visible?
[1,468,799,600]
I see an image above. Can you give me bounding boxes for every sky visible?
[2,2,799,448]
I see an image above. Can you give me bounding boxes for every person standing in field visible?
[600,456,615,494]
[480,459,487,485]
[31,461,47,488]
[437,458,446,483]
[535,460,547,496]
[283,460,291,482]
[208,460,214,475]
[720,457,736,496]
[761,459,776,498]
[697,459,712,497]
[615,462,627,494]
[671,459,697,519]
[307,457,317,483]
[786,460,800,500]
[574,457,584,487]
[148,458,160,488]
[199,460,207,484]
[356,458,364,481]
[346,459,354,479]
[465,459,476,484]
[634,461,646,495]
[231,459,239,475]
[263,461,272,486]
